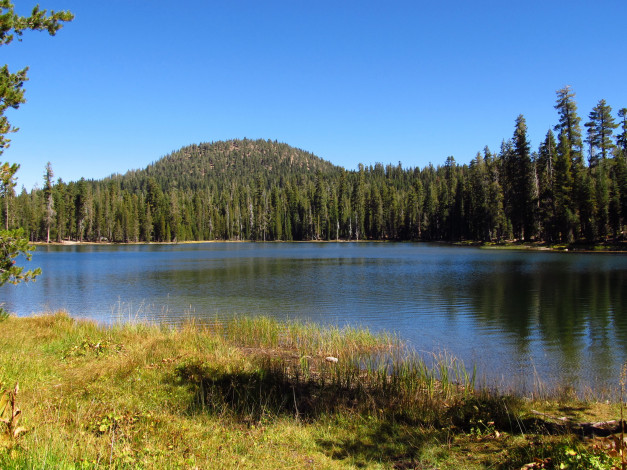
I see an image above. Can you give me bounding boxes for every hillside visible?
[114,138,341,193]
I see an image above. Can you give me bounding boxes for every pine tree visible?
[352,165,366,240]
[554,130,574,242]
[337,170,350,239]
[0,161,18,230]
[594,161,610,239]
[506,115,536,240]
[75,178,91,242]
[613,154,627,232]
[578,170,596,242]
[616,108,627,157]
[313,171,328,240]
[483,147,506,240]
[536,130,557,240]
[412,177,424,239]
[53,179,66,241]
[554,86,584,166]
[423,177,438,240]
[585,99,618,167]
[608,173,621,237]
[43,162,55,243]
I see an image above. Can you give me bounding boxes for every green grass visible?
[475,239,627,252]
[0,312,623,468]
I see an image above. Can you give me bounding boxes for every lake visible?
[3,242,626,395]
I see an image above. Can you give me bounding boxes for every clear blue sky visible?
[4,0,627,190]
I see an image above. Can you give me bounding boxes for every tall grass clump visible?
[175,316,485,426]
[218,316,396,355]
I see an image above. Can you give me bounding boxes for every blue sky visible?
[4,0,627,190]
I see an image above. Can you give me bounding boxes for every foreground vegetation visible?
[0,313,624,469]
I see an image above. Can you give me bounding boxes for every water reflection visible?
[2,242,626,393]
[466,255,627,390]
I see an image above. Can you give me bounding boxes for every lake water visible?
[3,242,627,395]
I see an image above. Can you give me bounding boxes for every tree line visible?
[6,87,627,245]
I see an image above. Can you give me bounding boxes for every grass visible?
[473,239,627,253]
[0,312,623,469]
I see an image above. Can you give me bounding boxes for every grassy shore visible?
[0,313,623,469]
[473,240,627,252]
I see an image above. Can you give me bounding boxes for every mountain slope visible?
[115,138,341,192]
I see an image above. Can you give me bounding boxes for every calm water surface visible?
[3,242,626,394]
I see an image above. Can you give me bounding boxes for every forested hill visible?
[8,89,627,245]
[114,139,340,193]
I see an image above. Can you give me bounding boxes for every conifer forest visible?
[8,88,627,245]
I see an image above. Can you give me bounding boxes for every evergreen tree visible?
[616,108,627,157]
[554,86,584,166]
[537,130,557,240]
[613,154,627,231]
[0,161,18,229]
[43,162,55,243]
[0,224,40,285]
[485,147,507,240]
[313,171,328,239]
[352,165,365,240]
[585,99,618,166]
[423,176,438,239]
[468,154,490,241]
[337,170,350,238]
[554,130,575,242]
[608,172,621,237]
[75,178,90,242]
[411,177,424,238]
[577,169,596,242]
[505,116,535,240]
[53,178,67,241]
[594,160,610,239]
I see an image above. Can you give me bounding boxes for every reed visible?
[217,315,396,356]
[174,316,482,426]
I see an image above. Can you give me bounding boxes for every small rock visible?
[325,356,338,363]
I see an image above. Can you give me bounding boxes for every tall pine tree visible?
[554,86,584,166]
[585,99,618,167]
[506,115,536,240]
[43,162,55,243]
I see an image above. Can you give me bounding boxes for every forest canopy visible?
[7,87,627,245]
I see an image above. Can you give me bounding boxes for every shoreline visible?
[31,238,387,247]
[31,238,627,253]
